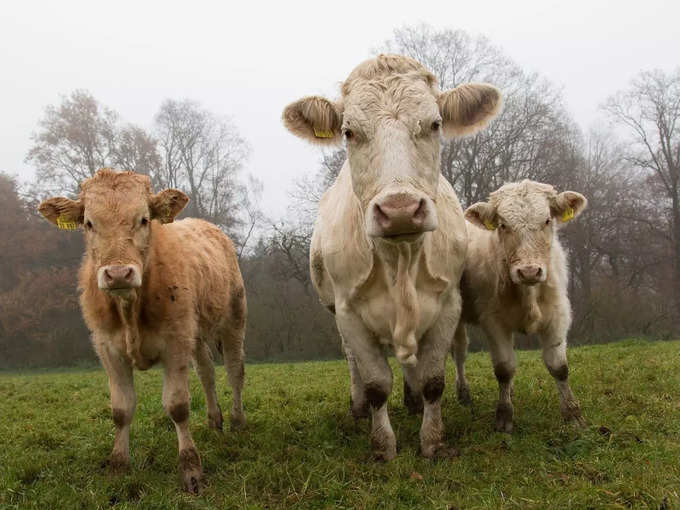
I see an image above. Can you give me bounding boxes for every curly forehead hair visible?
[79,168,153,199]
[341,54,438,97]
[488,180,556,206]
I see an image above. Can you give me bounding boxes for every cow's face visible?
[465,180,587,285]
[283,54,501,242]
[39,169,188,298]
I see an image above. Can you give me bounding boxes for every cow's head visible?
[283,54,501,242]
[465,180,587,285]
[38,169,188,298]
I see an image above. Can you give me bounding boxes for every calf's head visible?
[38,169,188,297]
[283,54,501,241]
[465,180,587,285]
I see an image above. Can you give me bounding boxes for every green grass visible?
[1,339,679,509]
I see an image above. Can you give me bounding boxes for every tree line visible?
[1,25,679,368]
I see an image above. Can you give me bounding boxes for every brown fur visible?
[38,169,247,494]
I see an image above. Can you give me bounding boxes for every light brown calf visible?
[38,169,246,494]
[453,179,587,432]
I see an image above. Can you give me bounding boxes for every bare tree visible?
[381,24,570,207]
[603,68,680,317]
[111,124,162,176]
[26,90,118,196]
[154,99,250,234]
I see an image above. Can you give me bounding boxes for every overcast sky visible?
[1,0,678,218]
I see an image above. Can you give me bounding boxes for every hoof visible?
[179,448,202,495]
[495,402,514,433]
[371,433,397,462]
[208,407,224,431]
[230,413,246,430]
[457,384,472,406]
[108,452,130,474]
[562,400,585,427]
[422,442,460,459]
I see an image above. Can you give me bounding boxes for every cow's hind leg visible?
[99,342,136,472]
[337,312,396,461]
[402,365,423,415]
[193,339,223,430]
[539,316,583,425]
[342,335,369,419]
[163,353,202,494]
[221,325,245,429]
[485,323,516,433]
[452,323,472,405]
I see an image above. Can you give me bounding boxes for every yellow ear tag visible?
[484,219,497,231]
[313,128,334,138]
[560,207,574,223]
[56,215,78,230]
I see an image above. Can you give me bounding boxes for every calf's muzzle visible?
[98,264,142,291]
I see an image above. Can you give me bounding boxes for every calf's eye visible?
[431,120,441,131]
[545,218,551,226]
[85,220,93,230]
[343,128,354,140]
[141,218,149,227]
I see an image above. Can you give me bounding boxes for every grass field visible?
[1,339,679,509]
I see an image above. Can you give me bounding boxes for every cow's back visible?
[156,218,244,335]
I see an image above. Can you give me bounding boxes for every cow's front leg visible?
[539,319,584,425]
[336,312,396,461]
[341,335,369,419]
[484,322,516,433]
[163,352,202,494]
[99,342,136,472]
[417,316,455,458]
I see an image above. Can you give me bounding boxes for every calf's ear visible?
[465,202,498,231]
[282,96,343,145]
[150,189,189,223]
[438,83,502,138]
[550,191,587,224]
[38,197,83,230]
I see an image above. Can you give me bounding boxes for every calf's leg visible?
[539,318,583,425]
[451,323,472,405]
[99,342,136,471]
[484,323,516,433]
[193,339,223,430]
[337,312,396,461]
[221,326,246,429]
[162,355,202,494]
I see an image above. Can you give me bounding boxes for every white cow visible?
[452,179,587,432]
[283,54,501,459]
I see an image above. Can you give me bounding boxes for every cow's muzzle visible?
[367,191,438,239]
[512,263,547,285]
[98,264,142,293]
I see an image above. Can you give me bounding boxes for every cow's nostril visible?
[104,269,113,282]
[374,203,390,227]
[536,267,543,277]
[413,199,426,221]
[124,268,133,281]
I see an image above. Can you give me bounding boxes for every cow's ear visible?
[438,83,502,138]
[550,191,587,224]
[465,202,498,231]
[282,96,343,145]
[38,197,84,230]
[150,189,189,224]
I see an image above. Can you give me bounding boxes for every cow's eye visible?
[545,218,551,226]
[343,128,353,140]
[141,217,149,227]
[431,120,441,132]
[85,220,93,231]
[499,223,506,231]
